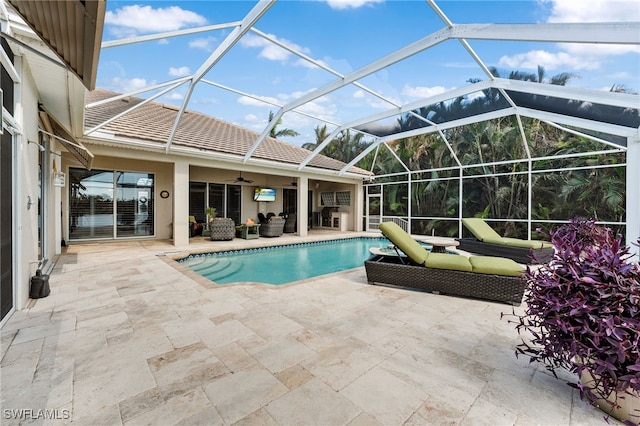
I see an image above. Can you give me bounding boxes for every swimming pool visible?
[179,237,390,285]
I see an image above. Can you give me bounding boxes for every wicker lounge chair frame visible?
[259,217,285,237]
[364,255,525,305]
[366,221,526,305]
[455,238,553,264]
[457,218,554,264]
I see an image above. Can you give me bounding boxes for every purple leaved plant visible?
[504,218,640,424]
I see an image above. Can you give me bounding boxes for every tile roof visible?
[84,89,372,177]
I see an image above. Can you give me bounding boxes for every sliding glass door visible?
[69,168,154,240]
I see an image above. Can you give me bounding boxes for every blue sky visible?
[96,0,640,146]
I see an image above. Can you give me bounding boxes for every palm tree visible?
[268,111,299,138]
[301,124,330,151]
[302,125,368,164]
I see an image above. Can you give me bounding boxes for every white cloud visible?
[545,0,640,56]
[105,5,206,35]
[402,85,452,98]
[325,0,384,10]
[107,77,154,93]
[498,1,640,75]
[542,0,639,23]
[240,34,310,62]
[189,37,218,52]
[168,67,191,77]
[498,50,602,71]
[165,92,184,101]
[534,0,640,61]
[238,95,280,107]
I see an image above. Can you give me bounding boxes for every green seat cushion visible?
[468,256,524,277]
[425,253,472,272]
[500,237,553,249]
[462,218,502,242]
[483,236,508,245]
[379,222,429,265]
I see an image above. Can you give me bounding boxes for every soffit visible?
[7,0,105,90]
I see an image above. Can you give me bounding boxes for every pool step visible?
[207,262,241,281]
[191,258,232,274]
[186,257,241,282]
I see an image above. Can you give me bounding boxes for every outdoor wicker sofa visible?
[365,222,527,305]
[259,216,285,237]
[456,218,554,264]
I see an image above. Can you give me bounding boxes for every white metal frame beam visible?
[165,0,275,153]
[244,21,638,163]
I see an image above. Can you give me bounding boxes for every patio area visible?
[1,233,615,425]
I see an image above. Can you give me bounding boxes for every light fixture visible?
[28,140,46,152]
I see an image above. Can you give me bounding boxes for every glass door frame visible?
[365,185,382,231]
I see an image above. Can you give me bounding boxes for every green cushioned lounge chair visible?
[364,222,526,305]
[456,218,554,264]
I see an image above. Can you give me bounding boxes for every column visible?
[626,135,640,260]
[297,176,308,237]
[173,160,190,247]
[354,181,364,232]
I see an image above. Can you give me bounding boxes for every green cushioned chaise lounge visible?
[456,218,554,264]
[365,222,527,305]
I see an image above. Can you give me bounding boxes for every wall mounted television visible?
[253,187,276,202]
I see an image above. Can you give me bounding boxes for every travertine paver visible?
[340,367,426,425]
[0,235,620,426]
[266,378,361,425]
[203,365,288,424]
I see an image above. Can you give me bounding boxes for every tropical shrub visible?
[505,218,640,424]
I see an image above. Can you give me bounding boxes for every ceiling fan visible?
[227,172,254,184]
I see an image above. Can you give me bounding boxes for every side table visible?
[236,224,260,239]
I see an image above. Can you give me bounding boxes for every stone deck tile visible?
[0,234,618,426]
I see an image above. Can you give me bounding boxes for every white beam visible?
[338,108,516,175]
[166,0,275,153]
[627,135,640,261]
[493,78,639,109]
[101,22,240,48]
[516,107,636,140]
[451,22,640,45]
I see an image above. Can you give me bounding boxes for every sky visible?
[95,0,640,146]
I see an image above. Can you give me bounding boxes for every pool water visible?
[180,237,391,285]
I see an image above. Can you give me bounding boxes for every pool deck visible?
[1,230,617,425]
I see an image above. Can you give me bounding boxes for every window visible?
[336,191,350,206]
[320,192,335,206]
[320,191,350,206]
[189,182,241,225]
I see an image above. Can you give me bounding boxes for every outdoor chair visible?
[189,215,203,237]
[259,216,285,237]
[365,222,526,305]
[456,218,554,264]
[210,218,235,241]
[284,213,296,233]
